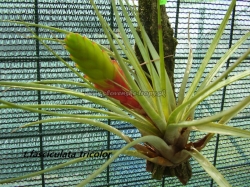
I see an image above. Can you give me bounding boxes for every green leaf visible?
[169,96,250,128]
[182,0,236,104]
[0,81,128,116]
[0,99,160,136]
[143,28,176,113]
[32,80,94,89]
[122,1,166,119]
[184,148,231,187]
[76,135,173,186]
[90,0,168,132]
[0,20,70,34]
[0,156,88,184]
[157,0,169,119]
[122,0,176,119]
[17,117,131,143]
[177,13,193,106]
[191,122,250,138]
[168,68,250,124]
[23,25,89,84]
[198,31,250,91]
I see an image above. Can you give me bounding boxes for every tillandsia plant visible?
[0,0,250,186]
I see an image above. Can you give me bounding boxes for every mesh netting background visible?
[0,0,249,186]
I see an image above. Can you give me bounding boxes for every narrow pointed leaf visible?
[17,117,131,143]
[191,122,250,138]
[169,95,250,128]
[184,148,231,187]
[90,0,167,132]
[77,135,173,186]
[178,13,193,106]
[169,68,250,124]
[0,81,128,116]
[0,156,88,184]
[198,31,250,91]
[183,0,236,103]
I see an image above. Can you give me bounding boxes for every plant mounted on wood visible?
[0,0,249,186]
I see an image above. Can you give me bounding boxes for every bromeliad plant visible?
[0,0,250,186]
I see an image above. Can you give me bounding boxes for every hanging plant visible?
[0,0,250,186]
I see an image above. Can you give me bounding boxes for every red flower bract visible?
[65,33,145,114]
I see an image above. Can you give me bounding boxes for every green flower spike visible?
[65,33,115,86]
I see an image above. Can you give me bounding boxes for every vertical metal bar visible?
[190,2,206,145]
[34,0,45,186]
[210,4,236,187]
[106,123,110,187]
[174,0,180,39]
[106,1,114,186]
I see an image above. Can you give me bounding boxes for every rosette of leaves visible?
[0,0,250,186]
